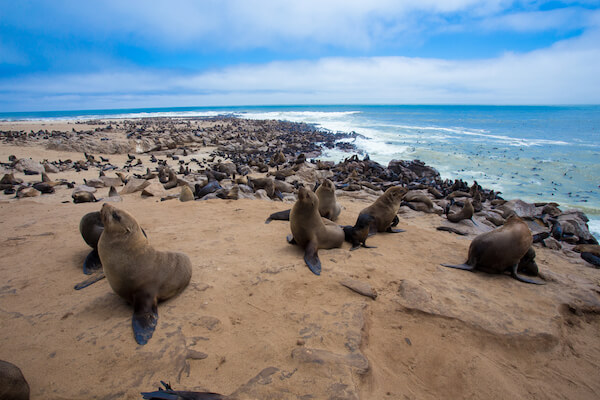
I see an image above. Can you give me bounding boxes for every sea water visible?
[2,105,599,238]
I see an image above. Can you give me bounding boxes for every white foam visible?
[588,218,600,240]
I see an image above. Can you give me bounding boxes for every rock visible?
[254,189,270,201]
[476,210,505,226]
[120,178,151,195]
[496,199,539,219]
[291,347,369,375]
[17,187,40,198]
[340,278,377,300]
[141,181,167,197]
[542,237,562,250]
[99,176,123,187]
[14,158,45,174]
[557,212,595,243]
[72,185,97,194]
[274,180,295,193]
[388,159,440,181]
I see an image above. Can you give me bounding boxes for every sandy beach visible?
[1,118,599,400]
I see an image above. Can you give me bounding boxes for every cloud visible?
[1,27,599,111]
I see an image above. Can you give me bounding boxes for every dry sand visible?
[0,130,599,399]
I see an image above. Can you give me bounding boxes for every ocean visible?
[2,105,599,238]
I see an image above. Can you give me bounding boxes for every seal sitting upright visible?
[359,186,408,234]
[288,187,344,275]
[98,203,192,345]
[441,215,545,285]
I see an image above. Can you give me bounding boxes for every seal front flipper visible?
[83,249,102,275]
[265,209,291,224]
[304,240,321,276]
[74,271,106,290]
[441,263,475,271]
[132,292,158,345]
[510,264,546,285]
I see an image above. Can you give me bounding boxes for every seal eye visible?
[112,211,121,222]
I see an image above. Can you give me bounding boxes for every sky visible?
[1,0,599,111]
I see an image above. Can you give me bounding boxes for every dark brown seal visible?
[288,187,344,275]
[359,186,408,233]
[0,360,30,400]
[442,215,545,284]
[98,203,192,344]
[342,214,377,251]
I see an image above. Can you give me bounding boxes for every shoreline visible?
[0,117,599,399]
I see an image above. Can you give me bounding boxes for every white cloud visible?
[1,26,599,111]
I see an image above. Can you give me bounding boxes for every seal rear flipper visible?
[441,263,475,271]
[265,209,291,224]
[286,234,297,245]
[74,271,105,290]
[510,265,546,285]
[581,252,600,267]
[386,227,405,233]
[362,244,377,249]
[304,241,321,276]
[83,249,102,275]
[132,294,158,345]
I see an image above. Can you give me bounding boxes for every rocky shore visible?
[0,117,599,399]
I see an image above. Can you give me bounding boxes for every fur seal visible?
[72,191,97,204]
[79,212,104,275]
[315,178,341,221]
[446,199,475,223]
[288,187,344,275]
[141,381,224,399]
[179,185,194,202]
[343,214,377,250]
[441,215,545,284]
[0,360,30,400]
[97,203,192,344]
[359,186,408,233]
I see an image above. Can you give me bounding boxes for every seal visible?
[315,178,341,221]
[343,214,377,250]
[0,360,30,400]
[288,187,344,275]
[72,191,98,204]
[446,199,475,223]
[97,203,192,345]
[359,186,408,233]
[441,215,545,284]
[79,211,104,274]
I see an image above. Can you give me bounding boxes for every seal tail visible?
[441,263,475,271]
[510,264,546,285]
[74,271,106,290]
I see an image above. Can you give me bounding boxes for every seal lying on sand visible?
[97,203,192,345]
[0,360,30,400]
[359,186,407,234]
[288,187,344,275]
[442,215,545,285]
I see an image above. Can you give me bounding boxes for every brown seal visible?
[0,360,30,400]
[446,198,475,223]
[442,215,545,284]
[315,178,341,221]
[343,214,377,251]
[288,187,344,275]
[98,203,192,344]
[359,186,408,233]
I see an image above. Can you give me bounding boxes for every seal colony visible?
[0,117,599,398]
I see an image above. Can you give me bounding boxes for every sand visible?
[0,123,599,400]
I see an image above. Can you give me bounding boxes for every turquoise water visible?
[2,105,599,237]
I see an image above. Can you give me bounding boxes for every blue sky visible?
[1,0,599,111]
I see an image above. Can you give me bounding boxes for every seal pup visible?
[441,215,545,284]
[0,360,30,400]
[98,203,192,344]
[359,186,408,234]
[288,187,344,275]
[72,191,98,204]
[315,178,341,221]
[343,214,377,250]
